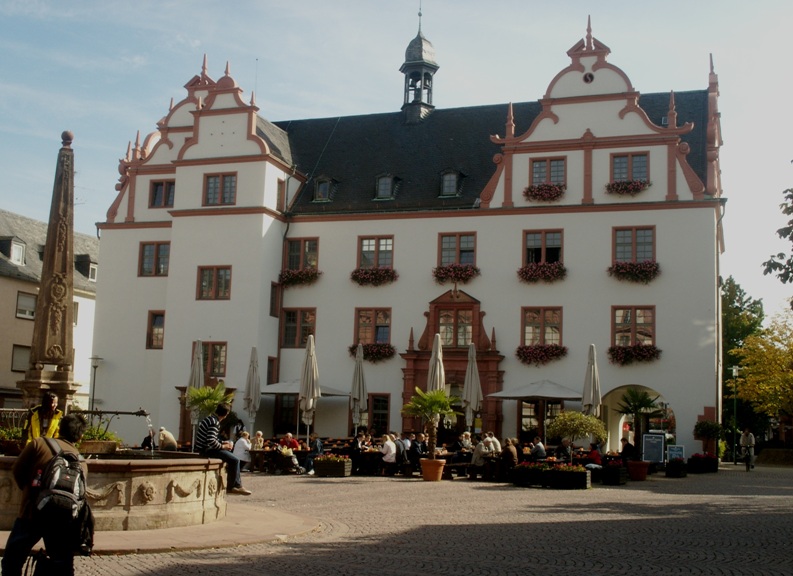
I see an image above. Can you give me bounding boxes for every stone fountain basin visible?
[0,451,227,531]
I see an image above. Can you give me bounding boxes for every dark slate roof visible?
[272,89,708,215]
[0,209,100,295]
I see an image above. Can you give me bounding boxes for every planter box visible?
[512,467,548,488]
[626,460,650,481]
[546,470,591,490]
[601,466,628,485]
[314,460,352,477]
[687,457,718,474]
[665,462,687,478]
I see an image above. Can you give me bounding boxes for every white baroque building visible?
[93,23,723,457]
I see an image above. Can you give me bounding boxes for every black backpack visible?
[34,438,86,520]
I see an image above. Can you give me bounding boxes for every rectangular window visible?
[441,173,458,196]
[89,264,98,282]
[73,302,79,326]
[277,178,286,212]
[524,230,563,264]
[282,309,316,348]
[439,308,473,347]
[10,242,25,265]
[270,282,281,317]
[614,227,655,262]
[358,236,393,268]
[204,174,237,206]
[16,292,36,320]
[139,242,170,276]
[611,153,649,181]
[197,266,231,300]
[149,180,175,208]
[531,158,566,185]
[613,306,655,346]
[147,311,165,349]
[376,177,393,199]
[522,307,562,346]
[201,342,228,377]
[286,238,318,270]
[11,345,30,372]
[356,308,391,344]
[370,394,390,436]
[439,233,475,266]
[267,357,278,385]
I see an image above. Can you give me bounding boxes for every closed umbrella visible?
[243,347,261,432]
[462,343,483,430]
[350,343,368,430]
[582,343,602,417]
[299,335,321,442]
[188,340,204,447]
[427,333,446,393]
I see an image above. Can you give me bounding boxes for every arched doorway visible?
[602,384,675,455]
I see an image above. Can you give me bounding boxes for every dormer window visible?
[89,263,98,282]
[376,176,395,200]
[314,179,332,202]
[441,172,459,197]
[10,241,25,265]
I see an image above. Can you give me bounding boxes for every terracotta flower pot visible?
[626,460,650,481]
[420,458,446,482]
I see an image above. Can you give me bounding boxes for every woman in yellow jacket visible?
[23,391,63,444]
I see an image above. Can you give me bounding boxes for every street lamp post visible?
[730,366,741,465]
[89,356,103,411]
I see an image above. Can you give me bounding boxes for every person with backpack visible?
[23,391,63,444]
[2,412,89,576]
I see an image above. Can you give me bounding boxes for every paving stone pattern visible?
[75,465,793,575]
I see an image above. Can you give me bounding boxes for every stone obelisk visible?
[17,131,80,411]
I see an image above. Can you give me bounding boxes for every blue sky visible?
[1,0,791,314]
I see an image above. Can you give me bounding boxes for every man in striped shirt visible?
[195,403,251,495]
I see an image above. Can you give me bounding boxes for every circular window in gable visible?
[583,72,595,84]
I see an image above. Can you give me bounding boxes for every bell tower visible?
[400,10,438,124]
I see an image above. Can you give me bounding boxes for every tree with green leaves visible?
[762,186,793,308]
[401,387,460,460]
[186,382,234,419]
[730,311,793,421]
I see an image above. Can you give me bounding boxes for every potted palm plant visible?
[401,387,460,481]
[614,387,663,480]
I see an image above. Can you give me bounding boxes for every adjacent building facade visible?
[93,23,724,456]
[0,209,99,408]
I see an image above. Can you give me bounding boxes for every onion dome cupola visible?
[400,24,438,124]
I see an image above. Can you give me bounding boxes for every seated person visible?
[529,436,546,460]
[555,437,572,460]
[585,442,603,469]
[497,438,519,481]
[469,436,492,478]
[251,431,265,450]
[380,434,397,475]
[233,431,252,471]
[619,437,636,464]
[408,432,427,469]
[460,431,473,451]
[447,434,465,453]
[141,429,156,450]
[304,432,323,475]
[279,432,300,450]
[486,432,502,452]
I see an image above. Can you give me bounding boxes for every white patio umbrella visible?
[188,340,204,447]
[350,343,368,430]
[462,342,483,430]
[582,343,602,417]
[427,333,446,393]
[243,347,261,432]
[298,335,321,442]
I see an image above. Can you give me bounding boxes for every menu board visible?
[642,433,665,462]
[667,445,685,461]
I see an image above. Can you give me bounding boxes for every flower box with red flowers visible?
[607,344,662,366]
[278,267,322,287]
[515,344,568,366]
[347,343,396,363]
[605,179,651,196]
[432,263,481,285]
[607,260,660,284]
[523,182,566,202]
[517,261,567,283]
[350,267,399,286]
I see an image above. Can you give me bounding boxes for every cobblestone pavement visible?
[75,464,792,576]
